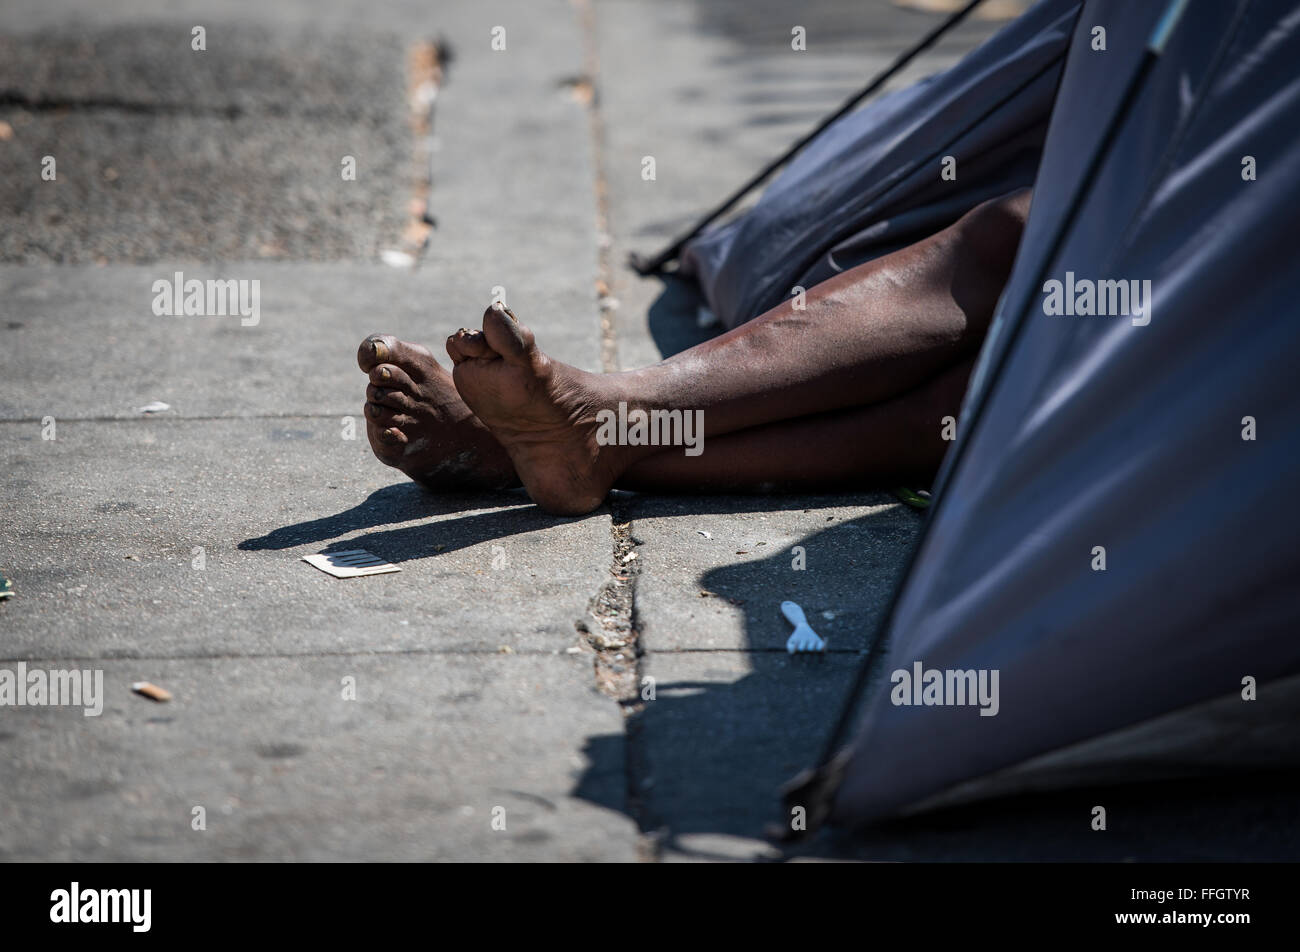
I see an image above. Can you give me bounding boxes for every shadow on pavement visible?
[645,276,721,359]
[573,503,918,858]
[238,481,594,563]
[572,497,1300,861]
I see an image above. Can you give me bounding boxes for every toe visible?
[357,334,438,378]
[480,302,535,363]
[446,328,495,365]
[357,334,396,372]
[366,384,414,410]
[367,363,416,393]
[364,401,414,429]
[365,418,405,461]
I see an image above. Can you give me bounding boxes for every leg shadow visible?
[239,481,596,563]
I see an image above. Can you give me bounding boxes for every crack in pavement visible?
[0,648,596,664]
[575,506,661,861]
[574,0,621,376]
[571,0,664,863]
[0,91,383,121]
[387,38,444,266]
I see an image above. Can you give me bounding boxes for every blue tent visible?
[682,0,1081,330]
[685,0,1300,828]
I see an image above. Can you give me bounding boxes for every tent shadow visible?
[644,275,722,359]
[573,499,924,858]
[573,495,1300,860]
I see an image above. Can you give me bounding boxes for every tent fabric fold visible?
[680,0,1082,330]
[825,0,1300,826]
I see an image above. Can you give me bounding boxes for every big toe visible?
[446,327,494,365]
[357,334,438,377]
[480,302,536,364]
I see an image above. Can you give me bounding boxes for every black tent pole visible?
[627,0,989,277]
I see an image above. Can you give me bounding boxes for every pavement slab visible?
[1,0,628,863]
[0,24,411,115]
[417,0,602,371]
[0,261,600,423]
[634,649,862,858]
[623,493,921,652]
[0,25,414,263]
[0,653,636,861]
[1,415,611,659]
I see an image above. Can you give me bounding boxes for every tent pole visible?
[626,0,989,276]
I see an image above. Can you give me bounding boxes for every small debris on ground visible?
[560,75,595,105]
[135,401,171,414]
[782,600,826,654]
[132,682,172,702]
[303,549,401,579]
[894,486,933,510]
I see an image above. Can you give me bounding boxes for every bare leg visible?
[619,356,975,493]
[602,189,1026,438]
[446,189,1029,513]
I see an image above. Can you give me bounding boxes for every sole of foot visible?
[445,303,618,515]
[356,333,519,491]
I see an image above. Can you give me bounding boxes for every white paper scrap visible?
[303,549,401,579]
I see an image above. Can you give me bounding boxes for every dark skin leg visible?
[618,355,976,493]
[357,188,1028,510]
[438,189,1029,513]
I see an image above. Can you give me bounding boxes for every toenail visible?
[369,338,390,360]
[379,367,391,380]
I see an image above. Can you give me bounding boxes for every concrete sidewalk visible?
[8,0,1287,863]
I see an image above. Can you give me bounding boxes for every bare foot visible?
[356,334,519,490]
[446,304,619,515]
